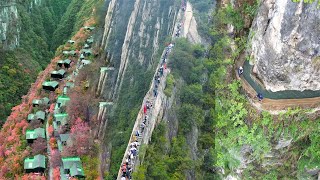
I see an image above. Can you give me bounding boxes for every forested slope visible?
[0,0,97,125]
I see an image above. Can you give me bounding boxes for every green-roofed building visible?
[67,40,75,44]
[81,49,92,57]
[83,26,95,31]
[81,60,91,66]
[54,96,70,114]
[62,157,85,178]
[24,154,46,173]
[51,69,66,79]
[57,60,64,68]
[80,53,85,60]
[57,59,72,69]
[86,36,93,44]
[70,163,85,178]
[27,111,46,123]
[32,97,50,107]
[84,43,90,49]
[54,113,69,128]
[26,128,45,143]
[64,59,72,68]
[42,81,59,91]
[63,51,76,57]
[57,134,70,152]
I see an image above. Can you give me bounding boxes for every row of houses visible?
[24,155,85,178]
[23,28,95,178]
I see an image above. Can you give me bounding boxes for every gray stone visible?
[248,0,320,91]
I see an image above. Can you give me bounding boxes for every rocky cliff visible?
[249,0,320,92]
[94,0,181,178]
[0,0,19,49]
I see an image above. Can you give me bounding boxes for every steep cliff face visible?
[0,0,19,49]
[249,0,320,92]
[96,0,180,178]
[98,0,178,100]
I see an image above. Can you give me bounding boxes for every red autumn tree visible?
[64,118,93,155]
[49,137,58,150]
[48,125,54,137]
[53,167,61,180]
[50,150,62,168]
[31,138,47,155]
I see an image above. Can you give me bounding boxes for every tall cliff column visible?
[0,0,20,49]
[248,0,320,92]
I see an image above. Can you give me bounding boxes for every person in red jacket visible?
[143,104,147,114]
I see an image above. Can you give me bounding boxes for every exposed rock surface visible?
[249,0,320,92]
[184,2,202,44]
[0,0,19,49]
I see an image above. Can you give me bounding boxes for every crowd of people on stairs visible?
[120,35,179,180]
[119,14,185,179]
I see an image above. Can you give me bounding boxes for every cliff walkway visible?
[116,2,187,179]
[239,57,320,111]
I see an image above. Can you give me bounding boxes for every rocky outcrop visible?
[249,0,320,92]
[0,0,19,49]
[99,0,178,99]
[183,2,202,44]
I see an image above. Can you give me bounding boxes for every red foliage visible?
[0,17,97,178]
[53,167,61,180]
[49,103,55,114]
[48,125,54,137]
[31,138,47,155]
[21,173,46,180]
[67,88,89,124]
[51,150,62,168]
[70,118,92,155]
[62,118,92,156]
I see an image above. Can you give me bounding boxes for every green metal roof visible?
[60,134,70,142]
[26,128,45,140]
[28,114,35,121]
[32,99,41,105]
[64,59,71,64]
[56,95,70,106]
[84,44,90,48]
[42,97,50,105]
[51,69,66,76]
[24,154,46,170]
[35,111,45,120]
[42,81,59,88]
[81,60,91,65]
[54,113,69,126]
[86,37,93,44]
[81,49,92,55]
[58,60,64,64]
[70,163,85,177]
[28,111,45,121]
[83,26,95,30]
[63,51,76,56]
[57,134,70,152]
[62,157,82,170]
[32,97,50,106]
